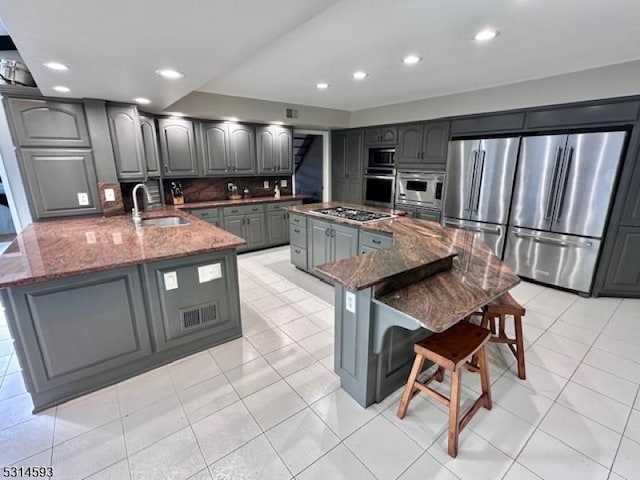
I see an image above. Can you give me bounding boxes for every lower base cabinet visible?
[297,217,359,277]
[1,251,242,411]
[224,214,266,252]
[601,226,640,296]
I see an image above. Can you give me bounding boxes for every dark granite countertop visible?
[287,202,520,332]
[0,207,246,288]
[176,195,311,210]
[286,201,407,226]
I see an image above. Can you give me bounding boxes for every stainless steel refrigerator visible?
[504,131,627,293]
[442,137,520,257]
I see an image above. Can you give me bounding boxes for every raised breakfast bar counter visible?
[285,202,520,407]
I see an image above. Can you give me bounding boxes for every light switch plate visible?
[77,192,90,206]
[164,271,178,291]
[85,231,96,244]
[345,291,356,314]
[112,232,122,245]
[198,263,222,283]
[263,181,269,189]
[281,179,288,187]
[104,188,116,202]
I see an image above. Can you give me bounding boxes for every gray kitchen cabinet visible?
[20,148,101,218]
[289,213,308,269]
[359,230,393,253]
[199,121,231,175]
[142,252,241,352]
[602,226,640,296]
[158,117,198,177]
[257,125,293,174]
[139,114,161,177]
[188,207,221,227]
[396,121,450,169]
[223,216,245,242]
[307,218,359,270]
[228,123,256,174]
[267,210,289,246]
[2,266,151,393]
[364,126,397,146]
[331,129,363,203]
[5,97,91,148]
[107,104,145,180]
[245,213,267,249]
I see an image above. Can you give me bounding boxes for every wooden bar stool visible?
[481,292,527,380]
[397,320,492,458]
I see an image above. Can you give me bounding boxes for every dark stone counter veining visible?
[0,207,246,288]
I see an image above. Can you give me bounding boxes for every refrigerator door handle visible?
[473,150,486,212]
[513,230,592,248]
[466,150,478,211]
[553,147,574,222]
[545,147,564,220]
[444,220,501,234]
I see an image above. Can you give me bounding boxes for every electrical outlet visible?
[104,188,116,202]
[263,181,269,189]
[280,179,288,188]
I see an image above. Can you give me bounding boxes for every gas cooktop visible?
[311,206,395,223]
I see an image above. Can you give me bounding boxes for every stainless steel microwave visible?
[395,171,445,208]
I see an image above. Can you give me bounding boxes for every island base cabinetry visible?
[1,250,242,412]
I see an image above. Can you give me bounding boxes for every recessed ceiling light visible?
[134,97,151,105]
[155,68,184,79]
[402,55,422,65]
[43,62,69,71]
[52,85,70,93]
[316,82,329,90]
[273,121,284,125]
[352,71,368,80]
[473,29,499,41]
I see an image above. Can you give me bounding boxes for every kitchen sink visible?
[141,216,190,227]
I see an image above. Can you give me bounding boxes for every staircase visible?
[293,134,315,174]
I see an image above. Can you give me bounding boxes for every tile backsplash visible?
[165,177,293,203]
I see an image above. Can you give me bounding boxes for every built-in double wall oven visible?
[363,148,396,208]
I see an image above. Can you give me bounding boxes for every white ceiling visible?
[1,0,640,112]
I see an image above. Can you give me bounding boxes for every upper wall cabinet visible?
[228,123,256,174]
[19,148,101,218]
[396,121,449,170]
[5,97,91,148]
[199,121,231,175]
[364,126,397,146]
[139,114,161,178]
[256,125,293,174]
[107,105,145,180]
[158,117,198,178]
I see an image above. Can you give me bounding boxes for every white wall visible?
[350,60,640,127]
[167,91,349,129]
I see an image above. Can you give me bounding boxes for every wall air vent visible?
[180,302,218,330]
[285,108,299,119]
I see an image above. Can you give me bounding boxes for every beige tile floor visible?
[0,245,638,479]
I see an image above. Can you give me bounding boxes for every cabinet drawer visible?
[290,213,307,228]
[188,208,221,224]
[290,224,307,248]
[359,230,393,249]
[266,201,299,212]
[291,246,308,270]
[223,204,265,216]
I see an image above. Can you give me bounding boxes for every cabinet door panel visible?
[107,105,145,180]
[268,211,287,245]
[364,128,380,145]
[396,123,424,166]
[229,124,256,174]
[332,179,346,202]
[6,98,90,147]
[139,114,160,177]
[380,126,398,145]
[158,118,198,177]
[20,148,100,218]
[256,126,276,173]
[309,219,332,269]
[331,131,347,178]
[345,130,363,180]
[245,213,266,249]
[276,127,293,173]
[200,122,230,175]
[223,216,247,252]
[603,227,640,294]
[332,224,359,261]
[422,121,450,167]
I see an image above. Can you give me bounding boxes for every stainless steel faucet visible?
[132,183,152,225]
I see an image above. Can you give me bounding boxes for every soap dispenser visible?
[274,181,281,199]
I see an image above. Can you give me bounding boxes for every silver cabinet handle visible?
[444,220,500,234]
[545,147,563,220]
[372,239,381,244]
[554,147,573,222]
[513,231,592,248]
[467,150,478,211]
[473,150,486,213]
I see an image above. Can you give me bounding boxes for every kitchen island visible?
[286,203,520,407]
[0,207,245,412]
